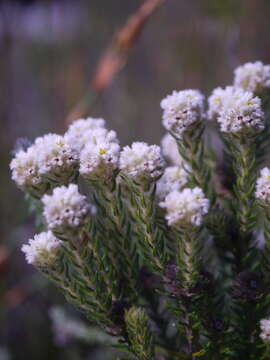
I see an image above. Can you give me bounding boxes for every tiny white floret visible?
[35,134,79,182]
[161,89,205,137]
[160,187,209,227]
[156,166,189,201]
[64,117,119,153]
[22,231,62,268]
[80,139,120,181]
[234,61,270,93]
[260,317,270,344]
[119,142,165,182]
[10,145,47,194]
[207,86,246,120]
[217,91,264,134]
[255,167,270,203]
[42,184,90,232]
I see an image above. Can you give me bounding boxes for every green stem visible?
[50,268,84,303]
[261,209,270,276]
[45,265,109,324]
[95,182,140,298]
[262,345,270,359]
[226,135,257,269]
[234,138,256,236]
[180,299,199,360]
[176,229,202,290]
[125,306,155,360]
[174,123,215,203]
[61,240,111,315]
[124,178,168,274]
[175,229,203,358]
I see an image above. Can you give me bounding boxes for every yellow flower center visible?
[99,148,107,155]
[56,140,65,147]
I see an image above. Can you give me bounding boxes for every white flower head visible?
[255,167,270,204]
[35,134,79,183]
[161,133,185,166]
[156,166,189,201]
[10,145,48,195]
[80,139,120,182]
[22,231,62,268]
[217,91,264,134]
[234,61,270,93]
[160,187,209,228]
[161,89,205,137]
[207,86,246,120]
[85,128,119,146]
[119,142,165,183]
[42,184,90,232]
[64,117,106,153]
[260,317,270,344]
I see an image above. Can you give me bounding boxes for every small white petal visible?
[34,133,78,182]
[119,142,165,183]
[255,167,270,203]
[10,144,48,195]
[22,231,62,267]
[260,317,270,344]
[161,89,205,137]
[207,86,245,120]
[64,117,119,153]
[156,166,188,201]
[213,90,264,134]
[160,187,209,227]
[80,137,120,181]
[234,61,270,93]
[42,184,90,232]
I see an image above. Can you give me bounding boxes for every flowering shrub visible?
[10,61,270,359]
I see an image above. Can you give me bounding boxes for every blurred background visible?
[1,0,270,359]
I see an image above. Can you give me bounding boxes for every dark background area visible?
[1,0,270,359]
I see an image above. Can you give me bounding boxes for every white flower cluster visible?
[156,166,188,201]
[161,89,205,137]
[255,167,270,204]
[207,86,245,120]
[160,187,209,227]
[216,91,264,134]
[10,133,78,194]
[119,142,165,183]
[65,117,121,182]
[260,317,270,344]
[161,133,184,166]
[34,134,78,182]
[64,117,106,152]
[42,184,90,232]
[80,140,120,182]
[85,127,118,146]
[10,117,122,194]
[234,61,270,93]
[10,145,48,195]
[22,231,62,268]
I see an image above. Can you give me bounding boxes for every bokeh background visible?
[1,0,270,359]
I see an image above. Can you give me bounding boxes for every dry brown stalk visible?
[66,0,167,124]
